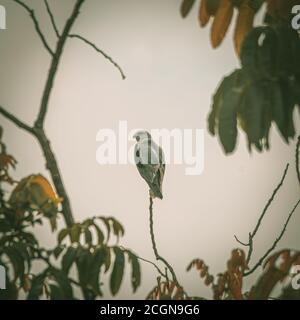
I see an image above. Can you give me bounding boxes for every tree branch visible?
[44,0,60,37]
[296,136,300,186]
[33,128,74,227]
[235,164,290,264]
[35,0,86,128]
[244,198,300,277]
[149,196,180,287]
[69,34,126,80]
[12,0,54,56]
[1,1,86,229]
[132,254,166,278]
[251,164,289,240]
[0,106,34,134]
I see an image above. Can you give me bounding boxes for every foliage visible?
[0,129,141,300]
[0,0,299,301]
[181,0,300,153]
[187,248,300,300]
[146,278,188,300]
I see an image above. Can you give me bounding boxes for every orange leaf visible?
[211,0,234,48]
[199,0,211,27]
[31,174,62,205]
[234,0,255,56]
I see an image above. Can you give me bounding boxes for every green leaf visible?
[0,220,12,232]
[82,218,93,228]
[275,25,299,78]
[27,273,46,300]
[180,0,196,18]
[241,27,265,78]
[240,82,265,150]
[103,246,111,273]
[4,246,25,280]
[260,84,273,150]
[127,251,141,293]
[217,70,244,154]
[88,248,106,295]
[19,232,38,247]
[76,247,93,285]
[290,31,300,77]
[208,78,225,136]
[110,247,125,296]
[241,27,278,80]
[270,81,285,140]
[62,247,77,274]
[84,228,93,246]
[98,217,111,243]
[110,218,125,242]
[58,228,69,244]
[52,245,65,259]
[257,27,278,79]
[93,222,105,245]
[51,269,74,299]
[70,224,81,243]
[13,242,31,275]
[49,284,64,300]
[279,79,296,141]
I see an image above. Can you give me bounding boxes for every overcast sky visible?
[0,0,299,299]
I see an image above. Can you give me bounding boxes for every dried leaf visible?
[234,1,255,56]
[199,0,211,27]
[211,0,234,48]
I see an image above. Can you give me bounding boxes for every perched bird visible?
[133,131,165,199]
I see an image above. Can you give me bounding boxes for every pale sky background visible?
[0,0,299,299]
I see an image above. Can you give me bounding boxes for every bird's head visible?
[133,130,151,142]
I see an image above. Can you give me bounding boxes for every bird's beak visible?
[133,132,140,141]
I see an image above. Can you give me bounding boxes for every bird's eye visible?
[136,136,140,142]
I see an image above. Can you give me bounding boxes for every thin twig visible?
[244,199,300,277]
[0,106,34,134]
[149,196,180,287]
[251,164,289,240]
[118,245,166,277]
[296,136,300,186]
[12,0,54,55]
[35,0,86,129]
[69,34,126,80]
[44,0,60,37]
[135,255,166,278]
[234,235,249,247]
[235,164,290,264]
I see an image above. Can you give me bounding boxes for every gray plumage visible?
[133,131,165,199]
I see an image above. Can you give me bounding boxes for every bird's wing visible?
[134,143,159,183]
[135,141,165,199]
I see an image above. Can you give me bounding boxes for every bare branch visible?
[44,0,60,37]
[235,164,290,265]
[34,128,75,227]
[69,34,126,80]
[244,198,300,277]
[234,234,250,247]
[296,136,300,186]
[149,195,180,286]
[133,254,166,278]
[251,164,289,240]
[35,0,86,128]
[12,0,54,56]
[0,106,34,134]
